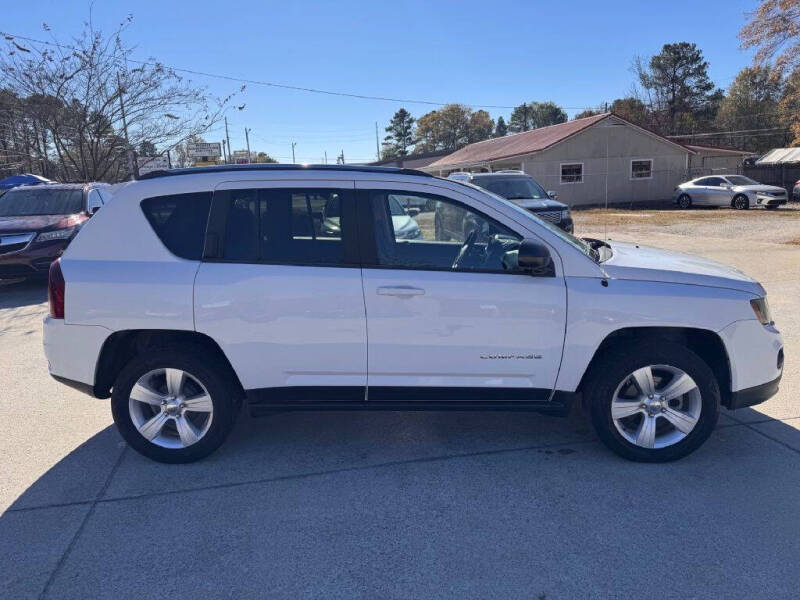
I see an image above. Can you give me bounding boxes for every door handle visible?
[376,285,425,297]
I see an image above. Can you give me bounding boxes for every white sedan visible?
[674,175,788,210]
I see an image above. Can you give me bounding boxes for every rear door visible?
[357,181,567,400]
[194,180,367,399]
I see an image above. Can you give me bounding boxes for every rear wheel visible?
[677,194,692,209]
[111,348,238,463]
[732,195,749,210]
[585,341,720,462]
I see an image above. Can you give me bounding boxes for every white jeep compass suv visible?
[43,165,784,463]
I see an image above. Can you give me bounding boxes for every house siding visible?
[520,120,688,207]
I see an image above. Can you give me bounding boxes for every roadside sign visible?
[187,142,222,159]
[233,150,250,165]
[137,155,170,175]
[194,161,219,167]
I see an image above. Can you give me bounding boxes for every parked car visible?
[0,182,110,280]
[793,179,799,202]
[44,164,783,464]
[674,175,788,210]
[447,171,573,232]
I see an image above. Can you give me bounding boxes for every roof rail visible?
[137,163,434,180]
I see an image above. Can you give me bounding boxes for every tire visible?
[732,195,749,210]
[584,340,720,462]
[677,194,692,209]
[111,347,239,463]
[765,205,779,211]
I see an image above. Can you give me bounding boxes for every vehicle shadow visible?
[0,278,48,309]
[2,405,798,597]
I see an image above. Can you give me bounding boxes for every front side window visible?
[560,163,583,184]
[141,192,212,260]
[368,191,523,273]
[220,188,347,265]
[0,187,84,216]
[631,159,652,180]
[87,189,103,212]
[725,175,758,186]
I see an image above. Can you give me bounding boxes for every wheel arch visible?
[94,329,245,400]
[575,326,732,408]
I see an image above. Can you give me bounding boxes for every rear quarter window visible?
[141,192,212,260]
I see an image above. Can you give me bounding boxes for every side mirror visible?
[517,238,553,275]
[547,190,558,200]
[407,207,421,217]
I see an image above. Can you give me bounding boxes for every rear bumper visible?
[43,316,111,395]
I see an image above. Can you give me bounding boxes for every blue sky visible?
[3,0,760,163]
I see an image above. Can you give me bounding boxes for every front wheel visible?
[585,341,720,462]
[732,195,749,210]
[111,348,239,463]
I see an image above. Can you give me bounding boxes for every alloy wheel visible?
[610,364,702,449]
[128,368,214,449]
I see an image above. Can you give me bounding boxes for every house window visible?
[631,159,653,180]
[560,163,583,184]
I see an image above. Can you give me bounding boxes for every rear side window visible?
[141,192,212,260]
[219,188,349,265]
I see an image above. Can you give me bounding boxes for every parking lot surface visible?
[1,206,799,598]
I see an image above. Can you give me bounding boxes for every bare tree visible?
[0,15,232,181]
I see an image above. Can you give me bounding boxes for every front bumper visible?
[754,194,788,207]
[718,319,784,409]
[0,238,68,279]
[728,373,782,409]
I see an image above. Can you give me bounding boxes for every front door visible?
[194,180,367,398]
[357,183,567,401]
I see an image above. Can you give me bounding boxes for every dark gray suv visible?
[447,171,573,233]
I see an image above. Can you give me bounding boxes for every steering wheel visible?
[451,229,479,269]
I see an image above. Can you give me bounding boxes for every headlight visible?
[36,226,78,242]
[750,297,773,325]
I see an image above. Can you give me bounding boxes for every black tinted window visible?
[141,192,212,260]
[221,188,347,265]
[0,187,83,216]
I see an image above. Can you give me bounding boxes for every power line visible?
[0,30,605,112]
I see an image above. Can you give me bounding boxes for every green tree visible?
[382,108,416,158]
[635,42,720,135]
[508,101,567,132]
[468,109,495,143]
[254,151,277,163]
[414,104,469,152]
[609,97,650,126]
[573,109,603,119]
[740,0,800,144]
[494,115,508,137]
[716,66,786,151]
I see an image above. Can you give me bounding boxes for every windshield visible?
[471,185,599,261]
[473,176,548,200]
[0,187,83,217]
[725,175,758,186]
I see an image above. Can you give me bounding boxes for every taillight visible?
[48,259,65,319]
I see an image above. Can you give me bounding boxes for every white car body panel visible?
[676,176,788,208]
[44,167,783,407]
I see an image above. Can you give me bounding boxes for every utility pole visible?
[244,127,251,161]
[522,103,529,131]
[291,142,297,164]
[324,151,328,165]
[222,139,227,164]
[337,150,345,165]
[224,117,232,164]
[117,72,138,180]
[375,122,380,161]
